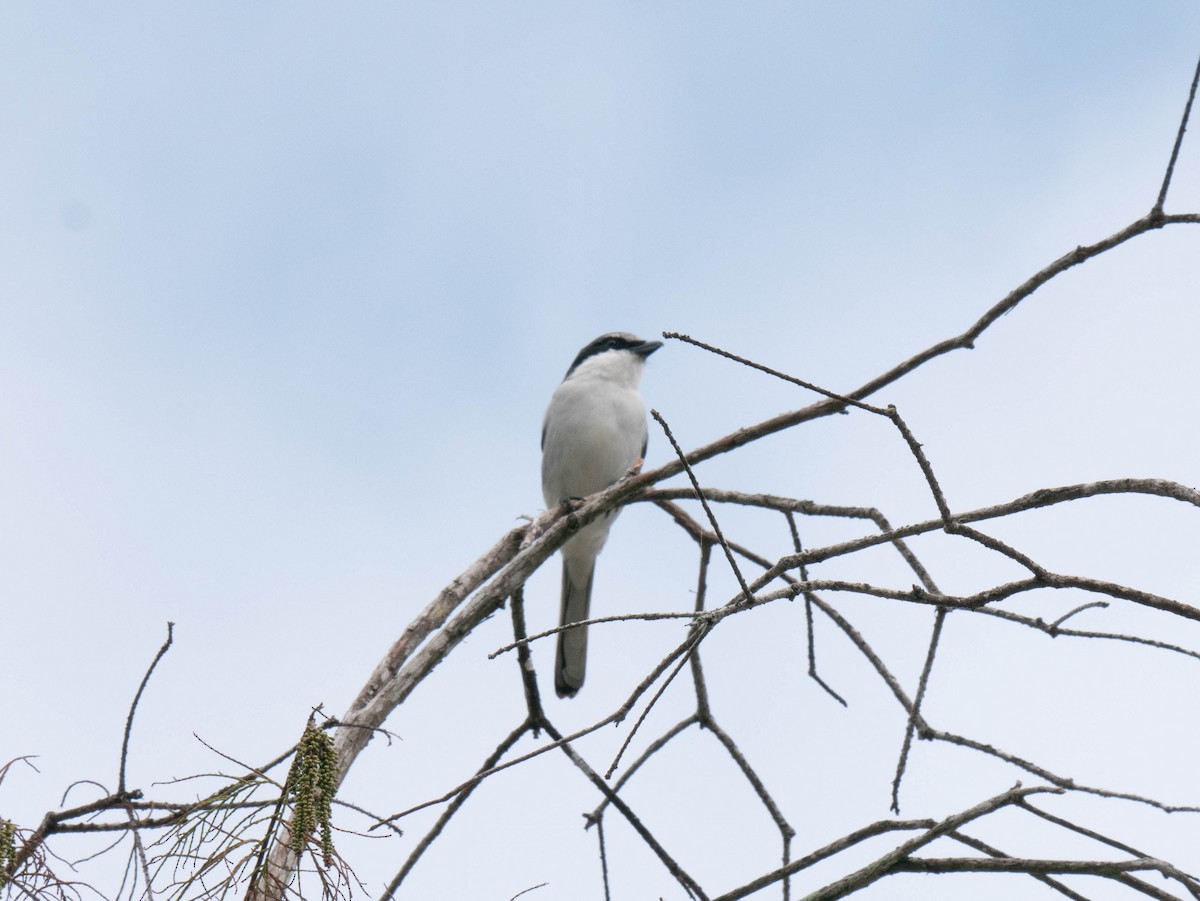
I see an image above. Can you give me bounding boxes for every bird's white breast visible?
[541,356,648,507]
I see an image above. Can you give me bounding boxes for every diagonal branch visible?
[1156,53,1200,212]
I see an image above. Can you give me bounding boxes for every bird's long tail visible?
[555,557,595,697]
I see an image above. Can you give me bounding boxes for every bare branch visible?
[1155,53,1200,212]
[800,784,1062,900]
[119,623,175,794]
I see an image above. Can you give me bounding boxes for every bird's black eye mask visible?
[565,334,644,377]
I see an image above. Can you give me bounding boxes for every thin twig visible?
[651,409,753,606]
[785,512,847,707]
[710,819,938,901]
[605,623,711,779]
[945,831,1091,900]
[890,607,949,813]
[1155,53,1200,212]
[380,721,530,899]
[801,784,1062,900]
[119,623,175,793]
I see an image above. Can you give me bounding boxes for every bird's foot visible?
[560,496,587,531]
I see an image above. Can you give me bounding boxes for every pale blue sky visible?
[4,4,1200,899]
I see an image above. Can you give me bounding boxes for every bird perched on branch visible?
[541,332,662,697]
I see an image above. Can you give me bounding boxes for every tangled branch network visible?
[5,51,1200,901]
[272,51,1200,901]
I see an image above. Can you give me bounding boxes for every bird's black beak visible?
[635,340,663,358]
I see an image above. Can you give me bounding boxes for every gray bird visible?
[541,332,662,697]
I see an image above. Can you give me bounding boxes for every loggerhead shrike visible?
[541,332,662,697]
